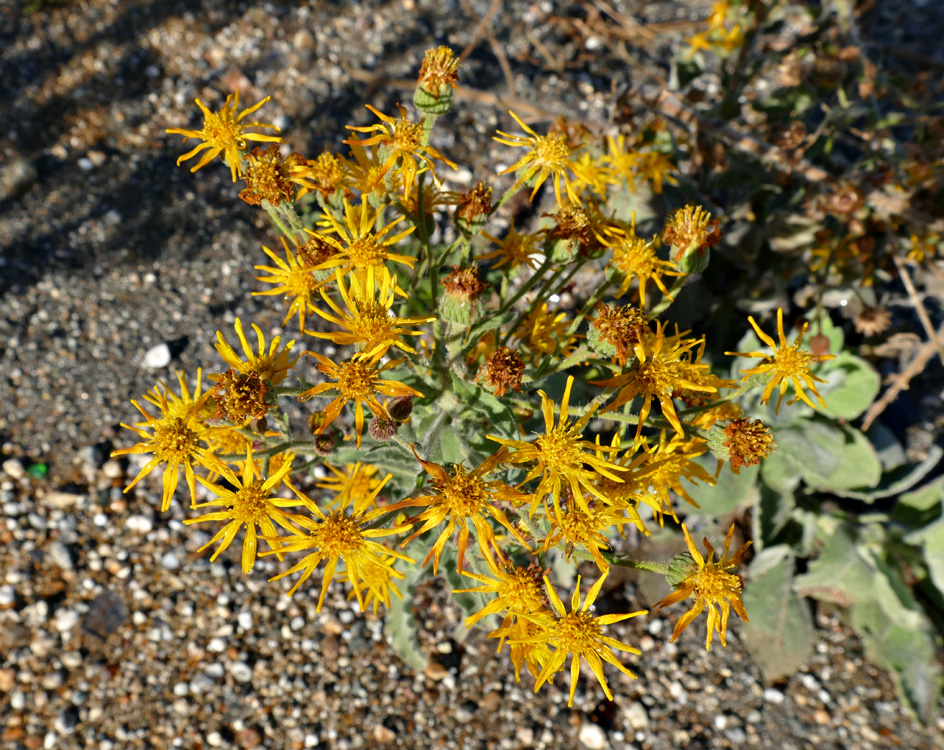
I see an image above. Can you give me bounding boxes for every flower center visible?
[346,236,385,268]
[349,301,393,341]
[634,356,675,396]
[499,570,545,614]
[336,359,378,399]
[153,418,200,462]
[310,512,365,557]
[690,565,742,602]
[613,237,656,276]
[441,468,487,516]
[534,133,572,169]
[772,344,816,377]
[391,120,424,157]
[232,483,271,525]
[204,110,241,150]
[537,426,584,472]
[552,610,601,653]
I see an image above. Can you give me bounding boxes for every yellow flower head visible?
[305,150,353,199]
[314,197,417,290]
[636,432,716,522]
[307,267,434,361]
[317,462,384,510]
[112,385,229,512]
[543,496,644,572]
[726,308,834,413]
[166,91,283,182]
[495,110,580,207]
[263,469,413,610]
[602,217,680,309]
[213,318,298,386]
[489,616,555,683]
[389,447,531,574]
[417,45,461,98]
[455,540,548,627]
[142,368,214,422]
[299,353,423,448]
[517,573,646,707]
[511,302,576,366]
[253,236,321,333]
[592,322,716,442]
[652,523,751,651]
[238,145,316,206]
[345,104,456,200]
[185,448,304,574]
[489,375,626,516]
[478,220,545,271]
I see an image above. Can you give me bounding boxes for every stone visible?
[143,343,172,369]
[81,590,129,639]
[578,723,608,749]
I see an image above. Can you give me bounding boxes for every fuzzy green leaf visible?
[740,545,815,681]
[683,455,760,518]
[816,351,881,421]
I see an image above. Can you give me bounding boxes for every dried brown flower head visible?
[720,418,775,474]
[455,181,493,222]
[297,232,341,269]
[480,346,525,397]
[663,205,723,262]
[239,145,311,206]
[442,265,487,301]
[417,46,460,98]
[212,369,270,423]
[854,305,892,337]
[590,303,646,365]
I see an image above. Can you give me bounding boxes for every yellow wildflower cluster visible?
[687,0,746,57]
[114,46,836,707]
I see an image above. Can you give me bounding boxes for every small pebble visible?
[55,609,79,633]
[230,662,252,683]
[578,723,608,749]
[2,458,25,480]
[813,709,831,725]
[207,637,226,653]
[237,611,253,630]
[764,688,786,705]
[143,343,172,369]
[372,725,396,744]
[161,552,180,570]
[126,515,153,534]
[101,460,123,479]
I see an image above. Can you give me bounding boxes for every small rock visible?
[207,637,226,653]
[237,611,253,630]
[578,723,608,749]
[713,715,728,730]
[101,460,123,479]
[293,28,317,62]
[55,608,79,633]
[0,159,38,199]
[55,707,79,734]
[763,688,785,705]
[61,652,82,670]
[207,731,223,747]
[726,727,747,743]
[42,671,64,690]
[622,702,649,730]
[77,157,95,172]
[143,343,172,369]
[81,590,129,639]
[161,552,180,570]
[237,727,263,748]
[42,491,84,509]
[480,691,501,712]
[230,662,252,683]
[372,725,396,744]
[516,727,534,745]
[48,541,73,571]
[0,668,15,691]
[126,515,153,534]
[2,458,25,480]
[813,708,831,725]
[424,660,448,681]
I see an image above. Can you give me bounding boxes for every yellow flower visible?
[489,375,626,516]
[636,431,716,522]
[344,104,456,200]
[299,353,423,448]
[489,616,555,683]
[726,308,834,413]
[568,152,612,199]
[253,236,320,333]
[602,217,680,310]
[543,496,644,572]
[142,368,214,422]
[591,322,716,441]
[314,197,417,289]
[455,540,548,627]
[185,449,304,574]
[516,573,646,706]
[478,220,545,271]
[304,150,353,200]
[166,91,282,182]
[494,110,580,206]
[511,303,576,366]
[354,554,405,613]
[307,268,435,360]
[262,470,413,609]
[213,318,299,386]
[316,462,384,509]
[238,145,316,206]
[389,447,531,574]
[112,385,229,512]
[652,523,751,651]
[633,150,678,195]
[661,205,722,262]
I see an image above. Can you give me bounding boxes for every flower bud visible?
[662,205,722,273]
[414,46,460,116]
[454,182,492,238]
[368,417,397,442]
[388,395,414,422]
[440,265,488,326]
[313,432,337,456]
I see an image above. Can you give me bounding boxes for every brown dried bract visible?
[481,346,525,397]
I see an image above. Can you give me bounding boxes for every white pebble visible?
[2,458,25,480]
[173,682,189,696]
[207,637,226,653]
[578,723,608,749]
[55,609,79,633]
[230,661,252,683]
[126,515,153,534]
[764,688,785,704]
[143,343,172,369]
[237,611,253,630]
[713,715,728,730]
[101,460,123,479]
[93,513,108,527]
[161,552,180,570]
[77,157,94,172]
[207,732,223,747]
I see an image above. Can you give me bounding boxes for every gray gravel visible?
[1,0,943,748]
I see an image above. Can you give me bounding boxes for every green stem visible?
[646,274,689,318]
[565,278,614,338]
[603,554,670,575]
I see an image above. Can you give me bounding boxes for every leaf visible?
[683,455,760,518]
[836,444,943,504]
[793,527,873,606]
[459,312,516,357]
[906,518,944,599]
[752,484,796,551]
[815,351,881,421]
[760,420,881,494]
[740,546,815,681]
[894,475,944,528]
[385,563,427,671]
[451,373,519,439]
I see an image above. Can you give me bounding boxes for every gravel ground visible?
[1,0,943,748]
